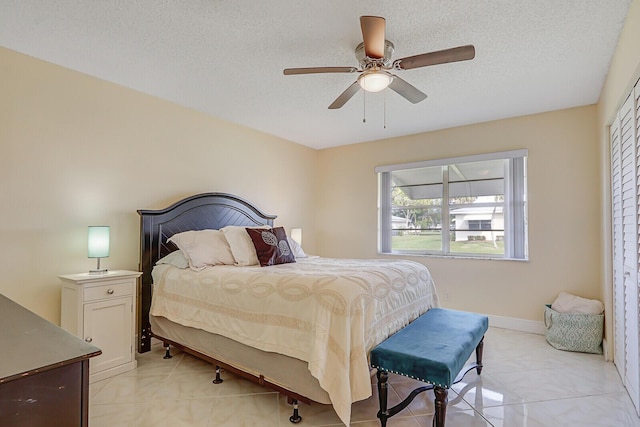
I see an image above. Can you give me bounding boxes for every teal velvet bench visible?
[370,308,489,427]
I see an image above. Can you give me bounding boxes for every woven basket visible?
[544,305,603,354]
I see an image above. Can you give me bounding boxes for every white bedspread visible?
[150,257,439,425]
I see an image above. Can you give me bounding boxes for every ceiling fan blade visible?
[395,45,475,70]
[328,81,361,109]
[388,75,428,104]
[283,67,358,75]
[360,16,385,59]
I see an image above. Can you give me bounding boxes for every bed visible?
[137,192,439,425]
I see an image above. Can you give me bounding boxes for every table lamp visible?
[88,226,109,274]
[291,228,302,245]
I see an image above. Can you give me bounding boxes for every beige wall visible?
[0,47,318,323]
[316,106,601,322]
[597,0,640,356]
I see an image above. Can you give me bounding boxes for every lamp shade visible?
[291,228,302,245]
[88,226,110,258]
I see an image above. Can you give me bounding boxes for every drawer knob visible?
[85,337,93,343]
[107,288,115,295]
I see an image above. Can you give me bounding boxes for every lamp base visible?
[89,257,107,275]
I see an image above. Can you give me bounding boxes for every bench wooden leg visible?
[433,386,448,427]
[376,370,390,427]
[475,337,485,375]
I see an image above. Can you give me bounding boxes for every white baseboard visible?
[487,314,546,335]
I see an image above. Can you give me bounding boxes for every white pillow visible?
[167,230,236,271]
[221,225,268,266]
[287,236,307,258]
[156,250,190,269]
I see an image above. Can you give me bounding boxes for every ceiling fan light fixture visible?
[358,70,393,92]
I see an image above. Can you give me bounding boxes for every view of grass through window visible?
[392,232,505,254]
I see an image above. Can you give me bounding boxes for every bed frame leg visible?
[163,343,172,359]
[212,365,224,384]
[288,398,302,423]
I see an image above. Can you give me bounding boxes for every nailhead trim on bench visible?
[370,366,448,388]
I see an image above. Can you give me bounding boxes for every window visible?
[468,220,492,231]
[377,150,528,259]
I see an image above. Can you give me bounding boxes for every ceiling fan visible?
[283,16,475,109]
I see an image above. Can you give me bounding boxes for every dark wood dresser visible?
[0,294,101,426]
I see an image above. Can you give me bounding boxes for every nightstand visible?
[59,270,142,382]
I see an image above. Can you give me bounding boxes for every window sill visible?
[379,251,529,262]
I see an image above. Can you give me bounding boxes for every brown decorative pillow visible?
[246,227,296,267]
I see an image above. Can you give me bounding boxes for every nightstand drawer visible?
[84,282,132,302]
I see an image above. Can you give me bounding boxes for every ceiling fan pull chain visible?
[363,90,367,123]
[384,89,387,129]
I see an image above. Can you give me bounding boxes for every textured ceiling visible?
[0,1,633,149]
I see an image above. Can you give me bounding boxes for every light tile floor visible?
[89,327,640,426]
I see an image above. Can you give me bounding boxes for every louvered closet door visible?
[632,83,640,414]
[611,104,625,381]
[611,83,640,416]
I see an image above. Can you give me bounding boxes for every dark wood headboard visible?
[136,193,276,352]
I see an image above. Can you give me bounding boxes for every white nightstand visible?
[59,270,141,382]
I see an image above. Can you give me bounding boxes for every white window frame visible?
[376,149,528,260]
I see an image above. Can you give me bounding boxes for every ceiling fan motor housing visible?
[356,40,395,69]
